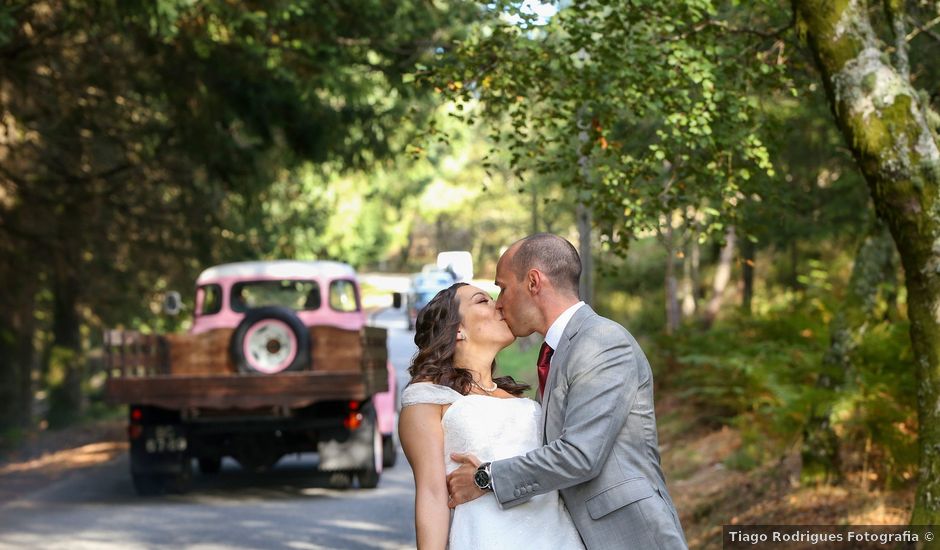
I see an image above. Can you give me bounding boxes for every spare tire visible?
[231,306,310,374]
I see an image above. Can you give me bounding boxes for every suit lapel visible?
[540,304,596,439]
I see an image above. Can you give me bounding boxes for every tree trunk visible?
[801,222,897,484]
[577,203,593,306]
[576,107,594,306]
[47,259,84,427]
[0,275,37,434]
[794,0,940,527]
[681,239,697,319]
[663,218,680,335]
[741,238,755,314]
[789,241,800,289]
[703,226,737,328]
[531,181,539,235]
[399,230,414,270]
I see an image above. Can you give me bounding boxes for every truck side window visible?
[198,284,222,315]
[329,280,360,312]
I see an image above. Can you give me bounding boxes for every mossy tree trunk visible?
[793,0,940,528]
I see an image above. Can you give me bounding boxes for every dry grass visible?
[658,394,916,549]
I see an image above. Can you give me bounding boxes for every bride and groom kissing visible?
[399,233,688,550]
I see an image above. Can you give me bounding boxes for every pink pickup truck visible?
[104,260,398,495]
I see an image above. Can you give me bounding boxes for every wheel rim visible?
[243,319,298,373]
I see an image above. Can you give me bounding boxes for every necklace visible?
[471,379,498,394]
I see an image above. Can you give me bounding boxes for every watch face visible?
[474,469,490,489]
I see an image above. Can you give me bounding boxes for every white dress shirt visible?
[544,301,586,355]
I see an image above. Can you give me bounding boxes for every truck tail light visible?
[128,425,143,439]
[344,412,363,430]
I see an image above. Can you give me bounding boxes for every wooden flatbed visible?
[104,369,388,410]
[102,325,388,409]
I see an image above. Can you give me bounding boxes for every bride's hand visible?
[446,453,485,508]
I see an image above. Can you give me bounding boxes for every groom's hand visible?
[446,453,485,509]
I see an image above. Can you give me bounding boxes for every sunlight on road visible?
[0,442,127,475]
[328,519,397,534]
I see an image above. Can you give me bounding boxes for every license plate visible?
[144,425,188,453]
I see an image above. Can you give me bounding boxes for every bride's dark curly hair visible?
[409,283,530,396]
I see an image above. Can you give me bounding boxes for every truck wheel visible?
[132,466,192,496]
[198,457,222,474]
[166,466,193,494]
[328,472,352,489]
[234,449,282,472]
[382,433,397,468]
[231,306,310,374]
[132,474,163,496]
[357,410,383,489]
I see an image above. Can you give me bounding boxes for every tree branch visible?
[673,17,795,42]
[885,0,909,80]
[906,14,940,44]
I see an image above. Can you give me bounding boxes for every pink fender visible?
[373,360,398,436]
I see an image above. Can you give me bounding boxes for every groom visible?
[447,233,687,549]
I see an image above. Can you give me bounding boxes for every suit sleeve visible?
[491,323,638,508]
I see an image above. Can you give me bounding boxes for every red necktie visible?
[537,342,554,398]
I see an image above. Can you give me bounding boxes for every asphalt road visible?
[0,308,419,550]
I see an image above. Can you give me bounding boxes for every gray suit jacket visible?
[491,306,687,549]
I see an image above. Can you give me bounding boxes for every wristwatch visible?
[473,462,493,491]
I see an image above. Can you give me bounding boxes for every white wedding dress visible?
[401,383,585,550]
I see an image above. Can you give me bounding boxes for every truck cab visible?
[192,261,365,335]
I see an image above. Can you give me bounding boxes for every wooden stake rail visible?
[103,330,169,378]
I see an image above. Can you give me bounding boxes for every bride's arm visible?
[400,403,449,550]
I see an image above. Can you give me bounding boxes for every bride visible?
[398,283,585,549]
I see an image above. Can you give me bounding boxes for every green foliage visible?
[829,321,918,486]
[429,0,793,250]
[653,295,916,482]
[664,306,826,430]
[0,426,25,454]
[0,2,22,46]
[0,0,479,427]
[739,87,871,251]
[45,346,83,429]
[496,339,540,398]
[594,219,914,484]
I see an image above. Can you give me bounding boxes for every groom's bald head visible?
[506,233,581,298]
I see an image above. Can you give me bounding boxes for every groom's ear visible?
[526,269,541,294]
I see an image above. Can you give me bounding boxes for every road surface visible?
[0,308,419,550]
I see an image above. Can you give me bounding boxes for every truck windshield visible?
[230,280,321,313]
